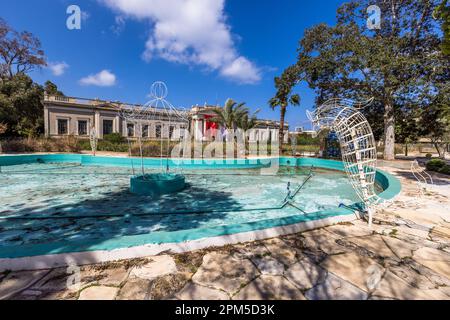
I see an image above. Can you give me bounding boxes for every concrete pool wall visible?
[0,154,401,271]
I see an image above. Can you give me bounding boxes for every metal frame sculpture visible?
[307,98,379,226]
[141,81,189,172]
[118,81,189,196]
[119,81,188,174]
[411,160,434,196]
[291,134,297,157]
[89,126,98,157]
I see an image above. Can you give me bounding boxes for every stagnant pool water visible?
[0,161,373,251]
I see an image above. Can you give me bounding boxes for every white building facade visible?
[43,94,289,143]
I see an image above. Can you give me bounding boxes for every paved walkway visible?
[1,164,449,300]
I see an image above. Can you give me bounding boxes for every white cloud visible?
[48,62,69,76]
[99,0,261,84]
[111,15,126,35]
[81,11,91,22]
[79,70,117,87]
[220,57,261,84]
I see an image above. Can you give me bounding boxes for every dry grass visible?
[1,136,81,153]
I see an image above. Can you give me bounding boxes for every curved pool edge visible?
[0,212,358,272]
[0,154,402,270]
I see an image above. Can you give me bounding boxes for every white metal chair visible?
[411,160,434,196]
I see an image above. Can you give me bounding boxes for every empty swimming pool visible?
[0,154,401,263]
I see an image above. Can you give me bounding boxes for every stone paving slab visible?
[284,257,327,291]
[116,278,151,300]
[250,256,286,276]
[402,258,450,287]
[320,252,383,293]
[191,252,259,295]
[97,267,129,287]
[301,229,349,255]
[381,235,419,259]
[0,270,49,300]
[388,263,439,290]
[345,235,397,259]
[372,271,449,300]
[413,247,450,262]
[262,238,299,266]
[232,243,270,260]
[129,255,178,280]
[148,272,192,300]
[31,268,76,292]
[78,285,119,300]
[326,223,374,238]
[392,226,430,240]
[305,273,368,300]
[413,259,450,280]
[176,282,229,300]
[234,275,305,300]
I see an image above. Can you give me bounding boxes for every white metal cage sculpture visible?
[120,82,188,124]
[307,98,379,226]
[118,81,189,174]
[89,126,98,157]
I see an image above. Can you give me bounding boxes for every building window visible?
[57,119,68,135]
[169,126,174,139]
[179,126,185,139]
[78,120,88,136]
[155,124,161,138]
[142,125,149,138]
[103,120,113,135]
[127,123,135,137]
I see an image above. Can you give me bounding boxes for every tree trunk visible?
[433,141,445,159]
[383,103,395,160]
[279,106,286,154]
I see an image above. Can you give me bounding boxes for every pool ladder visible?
[282,165,314,213]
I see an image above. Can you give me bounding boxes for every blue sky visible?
[0,0,345,130]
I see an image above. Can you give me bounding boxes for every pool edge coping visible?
[0,213,358,272]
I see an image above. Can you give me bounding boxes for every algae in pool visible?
[0,163,367,248]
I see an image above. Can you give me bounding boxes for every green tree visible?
[420,85,450,158]
[0,19,64,138]
[269,65,301,151]
[281,0,446,160]
[0,73,44,137]
[236,109,259,131]
[210,98,249,131]
[434,0,450,55]
[44,80,64,96]
[0,122,6,153]
[395,106,421,156]
[0,18,46,79]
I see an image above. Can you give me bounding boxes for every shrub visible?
[97,141,129,153]
[103,133,124,144]
[78,140,91,151]
[1,137,81,153]
[425,153,432,159]
[426,159,446,172]
[438,165,450,175]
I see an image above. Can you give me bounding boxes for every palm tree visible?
[269,66,301,152]
[237,109,260,131]
[211,98,249,131]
